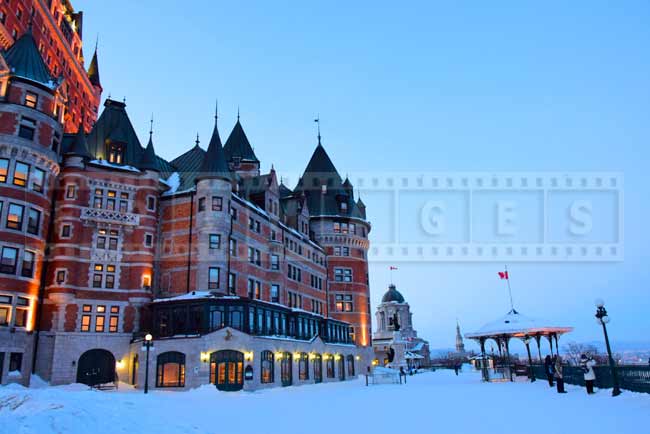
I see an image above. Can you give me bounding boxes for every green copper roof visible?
[224,120,259,163]
[3,29,54,87]
[197,120,231,181]
[137,134,162,172]
[64,122,92,160]
[170,144,206,191]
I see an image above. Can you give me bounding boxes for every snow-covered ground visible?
[1,369,648,434]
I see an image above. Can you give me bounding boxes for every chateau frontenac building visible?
[0,9,372,391]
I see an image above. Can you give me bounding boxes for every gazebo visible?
[465,309,573,382]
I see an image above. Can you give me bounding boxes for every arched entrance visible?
[76,349,116,387]
[210,350,244,391]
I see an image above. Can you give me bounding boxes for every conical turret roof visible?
[65,122,92,160]
[3,28,54,86]
[87,48,101,90]
[197,120,231,181]
[224,119,259,162]
[137,134,161,172]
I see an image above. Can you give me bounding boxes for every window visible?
[95,315,105,332]
[109,315,119,333]
[209,234,221,250]
[208,267,220,290]
[156,352,185,387]
[144,233,154,248]
[21,251,35,278]
[7,203,24,230]
[334,246,349,256]
[327,357,335,378]
[108,142,124,164]
[31,168,45,192]
[261,350,274,383]
[248,247,261,266]
[14,298,28,327]
[299,353,309,380]
[334,268,353,282]
[229,238,237,256]
[270,254,279,270]
[335,294,353,312]
[281,352,292,386]
[56,269,66,284]
[0,295,11,325]
[228,273,236,294]
[9,353,22,373]
[347,355,355,377]
[18,118,36,141]
[211,196,222,211]
[147,196,156,211]
[81,314,91,331]
[230,206,238,220]
[27,208,40,235]
[60,224,71,238]
[198,197,206,212]
[142,274,151,288]
[271,284,280,303]
[0,159,8,183]
[0,247,18,274]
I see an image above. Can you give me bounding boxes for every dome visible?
[381,284,405,303]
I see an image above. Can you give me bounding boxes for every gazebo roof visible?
[465,309,573,340]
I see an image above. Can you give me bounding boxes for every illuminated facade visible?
[0,12,372,389]
[0,0,102,133]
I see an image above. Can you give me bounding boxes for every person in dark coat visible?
[554,355,567,393]
[544,355,554,387]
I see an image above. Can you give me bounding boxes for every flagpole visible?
[505,265,514,312]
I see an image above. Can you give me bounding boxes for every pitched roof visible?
[224,120,259,162]
[296,142,364,219]
[170,144,206,191]
[87,48,101,89]
[137,134,161,172]
[64,122,92,159]
[3,29,54,87]
[197,120,231,181]
[85,99,144,164]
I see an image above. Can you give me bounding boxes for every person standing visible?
[554,355,567,393]
[581,354,597,394]
[544,355,554,387]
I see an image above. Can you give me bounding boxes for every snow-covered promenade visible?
[1,369,648,434]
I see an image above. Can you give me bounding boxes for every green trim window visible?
[156,351,185,387]
[261,350,274,384]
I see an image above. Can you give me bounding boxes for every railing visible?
[80,207,140,226]
[531,364,650,394]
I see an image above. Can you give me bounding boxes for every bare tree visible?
[563,342,603,365]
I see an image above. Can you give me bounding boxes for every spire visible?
[65,121,92,160]
[137,116,160,172]
[195,133,200,147]
[87,37,102,90]
[455,320,466,354]
[314,115,321,145]
[3,27,54,86]
[197,114,230,182]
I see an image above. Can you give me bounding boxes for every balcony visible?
[80,208,140,226]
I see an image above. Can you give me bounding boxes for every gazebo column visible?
[503,335,513,382]
[554,333,560,354]
[534,335,542,362]
[523,336,536,382]
[547,334,554,356]
[479,338,489,382]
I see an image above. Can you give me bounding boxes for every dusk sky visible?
[75,1,649,353]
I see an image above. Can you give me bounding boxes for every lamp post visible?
[594,299,621,397]
[143,333,153,394]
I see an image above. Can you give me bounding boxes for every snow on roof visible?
[153,291,225,303]
[465,309,573,339]
[161,172,181,195]
[89,159,141,173]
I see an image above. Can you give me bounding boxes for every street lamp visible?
[594,299,621,397]
[143,333,154,394]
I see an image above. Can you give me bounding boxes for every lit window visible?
[81,314,91,332]
[142,274,151,288]
[109,315,118,332]
[156,352,185,387]
[107,143,124,164]
[97,305,106,313]
[95,315,105,332]
[65,184,76,199]
[7,203,24,230]
[13,162,29,187]
[25,91,38,108]
[0,159,8,183]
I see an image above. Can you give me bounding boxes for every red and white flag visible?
[498,271,509,280]
[389,266,398,270]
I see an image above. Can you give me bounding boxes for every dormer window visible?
[108,143,124,164]
[24,91,38,109]
[321,185,327,194]
[340,202,348,213]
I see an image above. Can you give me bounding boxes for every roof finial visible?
[149,113,154,140]
[314,115,321,145]
[195,133,200,147]
[123,96,126,104]
[214,98,218,122]
[237,106,240,121]
[95,34,99,52]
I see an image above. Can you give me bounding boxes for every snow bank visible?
[0,370,648,434]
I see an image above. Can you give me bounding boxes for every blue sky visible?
[75,1,649,352]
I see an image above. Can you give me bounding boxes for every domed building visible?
[372,284,430,369]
